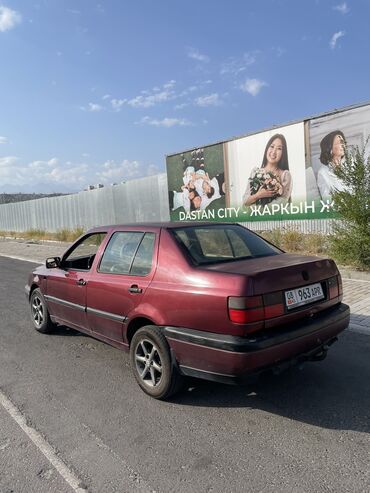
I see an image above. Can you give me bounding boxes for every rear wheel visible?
[30,288,54,334]
[130,326,183,399]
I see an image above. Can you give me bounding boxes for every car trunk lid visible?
[201,253,338,295]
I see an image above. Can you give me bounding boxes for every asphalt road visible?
[0,257,369,493]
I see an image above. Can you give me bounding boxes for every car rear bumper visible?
[164,302,350,384]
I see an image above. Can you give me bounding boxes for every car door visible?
[45,232,107,331]
[86,229,158,343]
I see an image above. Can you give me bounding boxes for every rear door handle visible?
[77,279,87,286]
[128,285,142,294]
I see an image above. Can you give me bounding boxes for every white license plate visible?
[285,283,324,309]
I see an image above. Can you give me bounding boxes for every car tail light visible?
[228,296,264,324]
[337,274,343,296]
[328,276,339,299]
[228,293,285,325]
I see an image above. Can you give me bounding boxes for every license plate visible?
[285,283,324,309]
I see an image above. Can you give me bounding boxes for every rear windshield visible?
[171,224,282,265]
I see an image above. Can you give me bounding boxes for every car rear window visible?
[171,225,281,265]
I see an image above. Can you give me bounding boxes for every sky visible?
[0,0,369,193]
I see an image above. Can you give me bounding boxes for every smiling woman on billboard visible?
[317,130,346,199]
[242,133,292,207]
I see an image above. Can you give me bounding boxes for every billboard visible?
[166,103,370,222]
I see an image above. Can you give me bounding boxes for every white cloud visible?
[0,5,21,32]
[195,93,222,107]
[0,136,8,144]
[138,116,192,127]
[0,155,17,167]
[333,2,349,14]
[330,30,345,49]
[29,157,58,169]
[111,98,126,112]
[0,154,161,191]
[96,159,160,182]
[174,102,189,110]
[273,46,285,57]
[47,163,88,184]
[220,52,256,76]
[187,48,209,63]
[128,82,176,108]
[80,102,103,112]
[163,80,176,89]
[102,94,111,100]
[97,159,142,181]
[88,102,103,112]
[240,78,268,96]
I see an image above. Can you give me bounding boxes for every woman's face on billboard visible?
[266,138,283,166]
[332,134,345,161]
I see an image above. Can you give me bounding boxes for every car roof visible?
[88,221,236,233]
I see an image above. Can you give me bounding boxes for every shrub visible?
[304,234,328,255]
[55,227,84,242]
[281,229,304,252]
[329,141,370,270]
[24,229,47,241]
[260,228,283,249]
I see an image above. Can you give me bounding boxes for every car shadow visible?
[49,325,86,337]
[171,332,370,434]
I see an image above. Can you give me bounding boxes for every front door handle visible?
[77,279,87,286]
[128,285,142,294]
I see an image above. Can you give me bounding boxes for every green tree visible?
[329,140,370,269]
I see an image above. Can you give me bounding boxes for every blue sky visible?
[0,0,369,192]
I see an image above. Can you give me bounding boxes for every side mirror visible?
[46,257,61,269]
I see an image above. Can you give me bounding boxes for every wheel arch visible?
[29,283,39,299]
[126,317,156,345]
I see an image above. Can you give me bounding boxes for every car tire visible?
[30,288,55,334]
[130,326,183,400]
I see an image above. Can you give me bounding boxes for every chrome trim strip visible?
[44,295,85,312]
[86,307,127,323]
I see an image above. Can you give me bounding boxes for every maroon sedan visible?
[26,222,350,399]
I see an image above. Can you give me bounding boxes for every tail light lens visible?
[228,293,285,325]
[337,274,343,297]
[328,276,339,299]
[228,296,264,323]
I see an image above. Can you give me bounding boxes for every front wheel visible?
[130,326,183,399]
[30,288,54,334]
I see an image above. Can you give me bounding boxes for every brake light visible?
[337,274,343,296]
[228,296,264,323]
[328,276,339,299]
[228,293,285,324]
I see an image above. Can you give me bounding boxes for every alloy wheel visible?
[134,339,163,388]
[32,294,44,328]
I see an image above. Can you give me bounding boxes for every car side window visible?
[99,232,155,275]
[130,233,155,276]
[63,233,106,271]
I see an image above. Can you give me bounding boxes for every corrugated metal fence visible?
[0,173,333,234]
